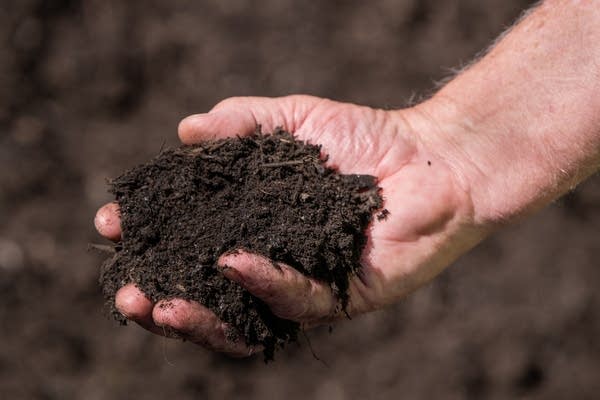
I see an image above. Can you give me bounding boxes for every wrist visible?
[406,0,600,229]
[376,103,492,301]
[403,94,527,231]
[411,90,598,230]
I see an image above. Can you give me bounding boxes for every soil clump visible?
[100,128,383,360]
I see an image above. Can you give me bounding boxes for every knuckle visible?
[271,301,307,321]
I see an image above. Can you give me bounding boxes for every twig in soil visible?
[291,174,303,204]
[258,140,265,164]
[343,309,352,320]
[301,327,329,368]
[188,142,226,156]
[196,153,217,160]
[258,188,273,196]
[87,243,115,253]
[161,326,176,367]
[260,160,305,168]
[189,146,206,154]
[205,140,228,153]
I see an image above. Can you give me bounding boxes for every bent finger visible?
[94,202,122,241]
[178,109,258,145]
[178,95,321,144]
[152,298,259,357]
[115,284,166,336]
[218,251,337,322]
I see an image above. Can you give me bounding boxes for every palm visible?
[272,98,471,311]
[96,95,477,355]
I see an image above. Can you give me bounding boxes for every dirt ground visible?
[1,0,599,399]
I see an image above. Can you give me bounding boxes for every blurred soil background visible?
[1,0,599,399]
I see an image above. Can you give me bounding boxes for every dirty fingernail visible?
[220,265,243,282]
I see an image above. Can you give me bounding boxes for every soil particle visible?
[100,128,383,360]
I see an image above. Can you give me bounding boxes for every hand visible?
[95,95,486,356]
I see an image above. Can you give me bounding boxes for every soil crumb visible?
[100,128,383,360]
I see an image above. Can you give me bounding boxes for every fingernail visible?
[220,265,243,282]
[187,113,212,125]
[179,114,206,133]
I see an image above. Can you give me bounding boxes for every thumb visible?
[217,250,337,322]
[178,95,322,144]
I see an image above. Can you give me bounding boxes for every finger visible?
[115,284,165,336]
[152,298,259,357]
[178,95,321,144]
[94,202,122,241]
[218,251,336,322]
[178,109,258,145]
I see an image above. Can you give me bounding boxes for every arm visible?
[416,0,600,225]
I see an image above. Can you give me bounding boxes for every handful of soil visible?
[100,128,383,360]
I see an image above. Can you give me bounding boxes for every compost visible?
[100,128,383,360]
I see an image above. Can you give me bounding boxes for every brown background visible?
[1,0,599,399]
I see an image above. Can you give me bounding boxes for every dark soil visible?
[101,128,383,360]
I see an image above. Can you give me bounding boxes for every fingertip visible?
[217,251,284,301]
[218,251,336,321]
[152,299,176,328]
[178,114,207,144]
[152,298,192,330]
[115,284,153,320]
[178,108,258,145]
[152,299,255,356]
[217,250,269,276]
[94,202,121,241]
[217,252,269,288]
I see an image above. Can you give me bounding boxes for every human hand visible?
[95,95,486,356]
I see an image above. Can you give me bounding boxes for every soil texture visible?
[101,129,383,360]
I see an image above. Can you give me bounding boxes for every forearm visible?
[417,0,600,225]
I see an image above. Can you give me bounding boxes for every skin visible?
[95,0,600,357]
